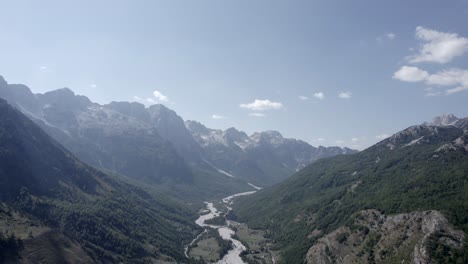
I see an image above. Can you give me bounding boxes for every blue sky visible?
[1,0,468,149]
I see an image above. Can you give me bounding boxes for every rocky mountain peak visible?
[147,104,174,117]
[0,77,12,102]
[251,130,284,145]
[341,147,356,154]
[224,127,248,139]
[428,113,459,126]
[147,104,203,161]
[147,104,185,130]
[44,87,76,98]
[454,117,468,130]
[0,75,7,87]
[185,120,211,135]
[38,88,92,111]
[6,84,40,113]
[106,101,149,121]
[263,130,283,138]
[223,127,250,147]
[225,127,240,134]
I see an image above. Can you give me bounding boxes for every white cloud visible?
[446,86,468,95]
[298,95,309,100]
[408,26,468,64]
[212,114,227,119]
[240,99,284,111]
[338,91,352,99]
[386,33,396,40]
[248,113,266,117]
[376,134,390,140]
[153,90,169,102]
[134,91,170,105]
[133,96,153,106]
[90,84,97,88]
[38,65,54,73]
[313,92,325,100]
[377,32,396,42]
[351,137,359,142]
[317,137,325,142]
[394,27,468,95]
[394,66,468,95]
[426,68,468,87]
[393,66,429,82]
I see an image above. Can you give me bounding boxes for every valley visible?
[0,78,467,263]
[186,187,277,264]
[0,76,354,202]
[0,75,357,263]
[1,2,468,263]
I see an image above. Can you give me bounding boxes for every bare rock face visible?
[427,114,459,126]
[305,210,464,264]
[436,133,468,154]
[378,115,468,151]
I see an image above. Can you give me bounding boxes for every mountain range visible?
[232,114,468,263]
[1,74,466,263]
[0,75,355,263]
[186,120,356,185]
[0,75,354,195]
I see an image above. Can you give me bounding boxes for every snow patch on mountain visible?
[248,183,262,190]
[405,136,425,147]
[425,114,459,127]
[217,169,235,178]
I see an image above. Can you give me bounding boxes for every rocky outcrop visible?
[379,115,468,152]
[306,210,465,264]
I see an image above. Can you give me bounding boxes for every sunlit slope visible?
[233,119,468,263]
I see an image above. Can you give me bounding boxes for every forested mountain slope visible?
[0,98,200,263]
[233,116,468,263]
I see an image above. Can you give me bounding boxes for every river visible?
[185,184,262,264]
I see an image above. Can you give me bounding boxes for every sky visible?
[1,0,468,150]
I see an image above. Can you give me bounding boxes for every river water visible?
[186,184,261,264]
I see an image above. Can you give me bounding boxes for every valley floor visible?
[186,189,278,264]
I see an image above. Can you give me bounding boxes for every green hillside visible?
[233,123,468,263]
